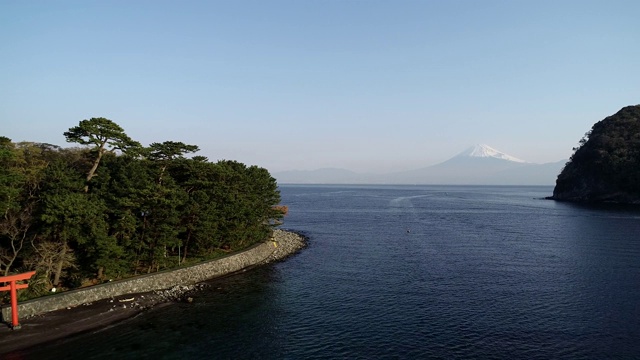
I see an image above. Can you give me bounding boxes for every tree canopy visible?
[552,105,640,203]
[1,118,285,300]
[64,117,142,192]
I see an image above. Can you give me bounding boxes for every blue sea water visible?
[16,185,640,359]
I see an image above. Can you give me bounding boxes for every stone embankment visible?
[1,230,307,320]
[264,229,308,263]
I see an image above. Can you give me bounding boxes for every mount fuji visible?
[382,144,564,185]
[454,144,527,163]
[273,144,566,185]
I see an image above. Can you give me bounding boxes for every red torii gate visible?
[0,271,37,330]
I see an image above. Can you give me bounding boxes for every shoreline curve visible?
[0,229,307,355]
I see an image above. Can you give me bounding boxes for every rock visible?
[551,105,640,204]
[262,229,308,264]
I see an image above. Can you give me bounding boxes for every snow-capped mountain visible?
[455,144,527,163]
[273,144,566,185]
[383,144,559,184]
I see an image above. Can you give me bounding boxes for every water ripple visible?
[22,186,640,359]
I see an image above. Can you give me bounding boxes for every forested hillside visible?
[552,105,640,203]
[1,118,284,299]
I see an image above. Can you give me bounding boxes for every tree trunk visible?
[2,250,19,277]
[2,234,26,277]
[84,141,106,192]
[182,230,192,263]
[53,241,67,286]
[158,164,167,185]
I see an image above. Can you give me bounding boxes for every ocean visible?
[19,185,640,359]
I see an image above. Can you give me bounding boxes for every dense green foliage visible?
[0,119,284,298]
[553,105,640,203]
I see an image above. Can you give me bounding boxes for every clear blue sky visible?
[2,0,639,172]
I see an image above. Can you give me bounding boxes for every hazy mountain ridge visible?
[272,168,371,184]
[274,145,566,185]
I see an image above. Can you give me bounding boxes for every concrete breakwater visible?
[1,229,306,320]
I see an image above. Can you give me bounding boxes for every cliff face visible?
[552,105,640,204]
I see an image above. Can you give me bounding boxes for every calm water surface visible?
[18,185,640,359]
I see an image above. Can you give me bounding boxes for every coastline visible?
[0,229,307,356]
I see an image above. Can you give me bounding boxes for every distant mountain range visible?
[274,144,567,185]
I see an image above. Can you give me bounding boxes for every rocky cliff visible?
[551,105,640,204]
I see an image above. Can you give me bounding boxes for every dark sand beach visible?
[0,289,185,355]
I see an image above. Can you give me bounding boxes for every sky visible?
[1,0,639,173]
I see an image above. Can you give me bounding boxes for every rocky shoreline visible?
[128,229,307,307]
[0,229,307,355]
[264,228,309,263]
[107,229,308,311]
